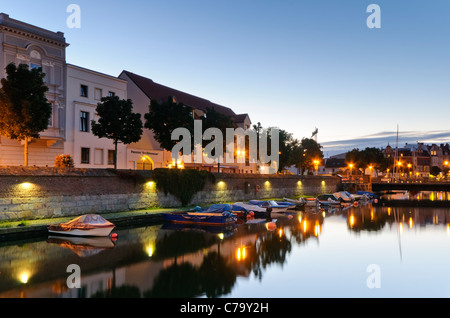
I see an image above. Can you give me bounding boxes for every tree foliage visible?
[91,96,143,168]
[0,63,52,165]
[345,147,392,173]
[144,97,194,151]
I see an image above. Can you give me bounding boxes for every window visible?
[108,91,115,97]
[108,150,115,165]
[80,111,89,132]
[94,149,103,165]
[94,88,102,100]
[81,148,90,164]
[80,85,88,97]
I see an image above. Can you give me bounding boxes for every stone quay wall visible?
[0,167,341,221]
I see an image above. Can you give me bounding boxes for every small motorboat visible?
[283,197,306,208]
[275,201,296,209]
[232,202,269,218]
[47,214,115,237]
[248,200,289,213]
[317,194,341,207]
[162,204,238,226]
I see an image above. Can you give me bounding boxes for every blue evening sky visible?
[2,0,450,155]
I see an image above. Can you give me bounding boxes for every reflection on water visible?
[380,190,450,201]
[2,203,450,298]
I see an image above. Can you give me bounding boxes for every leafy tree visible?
[292,138,324,175]
[91,96,143,169]
[430,166,441,177]
[201,107,236,172]
[144,97,194,153]
[345,147,392,174]
[0,63,52,166]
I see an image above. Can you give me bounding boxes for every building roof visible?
[120,70,248,123]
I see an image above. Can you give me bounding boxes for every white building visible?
[65,64,129,169]
[0,13,67,167]
[0,13,257,173]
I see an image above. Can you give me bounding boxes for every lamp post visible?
[314,160,319,176]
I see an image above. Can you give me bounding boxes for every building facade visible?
[0,13,67,167]
[0,13,256,172]
[65,64,129,169]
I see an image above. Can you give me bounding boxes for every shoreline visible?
[0,208,178,242]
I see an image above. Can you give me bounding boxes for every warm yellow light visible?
[278,228,283,238]
[314,222,321,236]
[409,217,413,228]
[397,161,402,166]
[19,272,30,284]
[20,182,32,189]
[236,246,246,261]
[349,215,355,227]
[217,233,224,240]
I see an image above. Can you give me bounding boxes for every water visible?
[1,203,450,298]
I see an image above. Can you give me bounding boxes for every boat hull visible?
[162,212,237,226]
[47,226,115,237]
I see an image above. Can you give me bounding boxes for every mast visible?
[393,125,399,180]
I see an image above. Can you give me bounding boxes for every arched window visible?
[137,156,153,171]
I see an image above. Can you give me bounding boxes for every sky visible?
[2,0,450,156]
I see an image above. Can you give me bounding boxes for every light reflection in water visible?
[2,204,450,298]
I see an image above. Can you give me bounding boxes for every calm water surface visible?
[1,203,450,298]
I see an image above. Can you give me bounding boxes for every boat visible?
[162,204,238,226]
[232,202,270,218]
[305,197,319,206]
[333,191,354,203]
[283,197,307,208]
[248,200,289,213]
[47,214,115,237]
[275,201,297,209]
[317,194,341,207]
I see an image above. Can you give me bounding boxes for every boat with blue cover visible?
[248,200,290,213]
[162,204,238,226]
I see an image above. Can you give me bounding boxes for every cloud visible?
[321,130,450,157]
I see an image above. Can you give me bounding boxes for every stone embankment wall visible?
[0,167,340,221]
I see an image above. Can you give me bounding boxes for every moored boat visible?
[232,202,269,218]
[283,197,307,208]
[162,204,238,226]
[47,214,115,237]
[248,200,289,213]
[317,194,341,207]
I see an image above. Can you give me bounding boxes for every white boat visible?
[283,197,306,208]
[47,214,115,237]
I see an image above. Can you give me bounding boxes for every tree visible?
[430,166,441,177]
[345,147,392,174]
[292,138,324,175]
[0,63,52,166]
[201,107,236,172]
[91,96,143,169]
[144,97,194,152]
